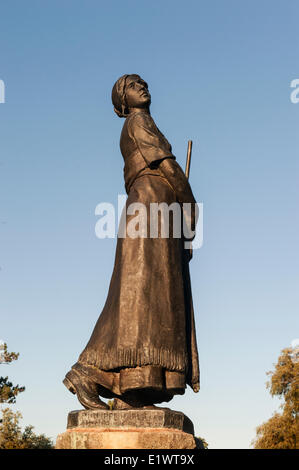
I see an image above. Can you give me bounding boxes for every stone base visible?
[56,428,196,449]
[56,408,197,449]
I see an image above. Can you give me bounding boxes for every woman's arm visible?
[156,158,198,240]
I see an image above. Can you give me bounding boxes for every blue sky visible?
[0,0,298,449]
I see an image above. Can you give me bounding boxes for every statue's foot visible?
[63,369,108,410]
[113,397,160,410]
[113,398,134,410]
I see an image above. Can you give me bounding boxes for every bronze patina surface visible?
[63,74,199,410]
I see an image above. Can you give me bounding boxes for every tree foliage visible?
[0,343,20,364]
[252,347,299,449]
[0,342,53,448]
[0,343,25,404]
[0,408,53,449]
[195,436,208,449]
[0,377,25,405]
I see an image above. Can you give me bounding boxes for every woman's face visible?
[125,76,151,110]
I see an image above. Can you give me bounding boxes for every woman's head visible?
[112,74,151,118]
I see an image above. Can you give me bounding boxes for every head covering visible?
[112,74,141,118]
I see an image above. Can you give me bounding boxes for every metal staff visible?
[185,140,192,179]
[185,140,193,261]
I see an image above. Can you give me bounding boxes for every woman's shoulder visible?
[126,111,155,131]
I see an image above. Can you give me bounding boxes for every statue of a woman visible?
[63,74,199,410]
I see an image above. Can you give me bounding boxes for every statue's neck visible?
[128,106,150,116]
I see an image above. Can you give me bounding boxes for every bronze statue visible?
[63,74,199,410]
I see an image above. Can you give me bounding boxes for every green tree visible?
[0,408,53,449]
[0,343,25,404]
[0,342,53,448]
[252,346,299,449]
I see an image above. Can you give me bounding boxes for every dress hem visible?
[78,347,188,373]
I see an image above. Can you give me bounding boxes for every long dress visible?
[70,110,200,405]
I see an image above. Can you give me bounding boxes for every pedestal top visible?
[67,408,194,435]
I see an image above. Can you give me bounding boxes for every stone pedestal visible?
[56,408,197,449]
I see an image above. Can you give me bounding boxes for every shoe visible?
[63,369,108,410]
